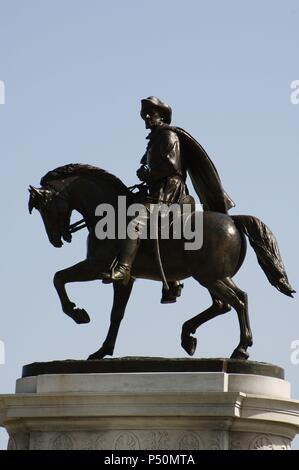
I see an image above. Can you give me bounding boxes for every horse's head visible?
[28,185,72,247]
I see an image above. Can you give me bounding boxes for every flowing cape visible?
[169,126,235,213]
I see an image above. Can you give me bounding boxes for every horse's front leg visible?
[88,279,134,360]
[53,259,102,324]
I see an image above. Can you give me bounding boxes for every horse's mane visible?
[40,163,128,192]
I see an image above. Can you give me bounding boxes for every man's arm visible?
[136,152,149,181]
[137,131,180,184]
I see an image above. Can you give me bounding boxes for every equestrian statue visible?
[28,96,295,360]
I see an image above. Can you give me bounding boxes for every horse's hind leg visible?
[203,278,253,360]
[181,289,231,356]
[223,278,253,359]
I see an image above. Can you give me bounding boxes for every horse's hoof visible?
[87,352,103,360]
[72,308,90,324]
[230,348,249,360]
[181,335,197,356]
[87,347,112,360]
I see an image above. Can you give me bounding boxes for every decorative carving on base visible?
[114,432,140,450]
[6,429,294,450]
[51,433,75,451]
[178,432,203,450]
[7,437,16,451]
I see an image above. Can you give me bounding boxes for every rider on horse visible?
[102,96,235,303]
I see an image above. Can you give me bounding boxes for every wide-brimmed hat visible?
[140,96,172,124]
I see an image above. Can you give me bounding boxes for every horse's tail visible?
[232,215,295,297]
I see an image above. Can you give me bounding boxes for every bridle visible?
[69,218,87,234]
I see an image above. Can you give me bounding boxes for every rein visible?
[69,219,87,234]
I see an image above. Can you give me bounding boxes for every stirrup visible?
[102,264,131,285]
[161,282,184,304]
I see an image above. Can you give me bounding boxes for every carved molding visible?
[7,430,293,450]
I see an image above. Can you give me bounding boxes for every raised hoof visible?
[65,308,90,324]
[230,348,249,360]
[181,335,197,356]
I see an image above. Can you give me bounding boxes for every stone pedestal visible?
[1,358,299,450]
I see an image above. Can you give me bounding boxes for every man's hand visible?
[136,165,151,183]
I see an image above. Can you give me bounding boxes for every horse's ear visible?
[29,185,44,197]
[28,185,44,213]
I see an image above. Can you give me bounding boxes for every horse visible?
[28,164,295,360]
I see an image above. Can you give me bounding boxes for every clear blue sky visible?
[0,0,298,449]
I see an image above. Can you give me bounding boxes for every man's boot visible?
[102,237,139,285]
[161,280,184,304]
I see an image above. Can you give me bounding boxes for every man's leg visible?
[102,237,140,285]
[102,210,147,285]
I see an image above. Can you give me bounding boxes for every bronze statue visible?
[28,97,295,361]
